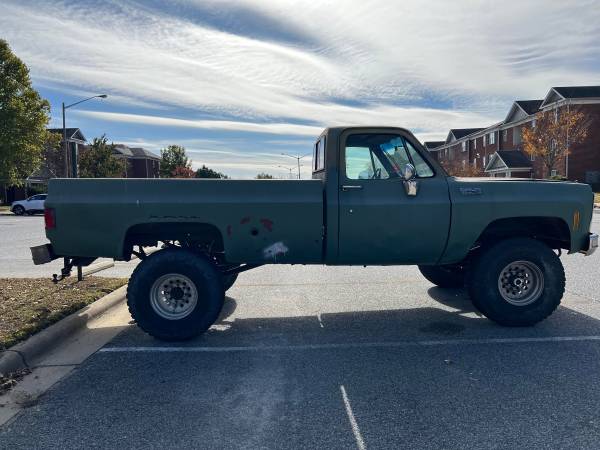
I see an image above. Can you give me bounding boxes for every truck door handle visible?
[341,185,363,191]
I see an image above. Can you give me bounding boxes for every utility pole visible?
[62,94,108,177]
[280,153,310,179]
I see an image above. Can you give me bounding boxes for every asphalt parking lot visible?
[0,213,599,449]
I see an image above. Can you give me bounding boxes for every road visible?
[0,214,141,278]
[0,213,599,449]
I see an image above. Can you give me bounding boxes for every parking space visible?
[2,258,600,449]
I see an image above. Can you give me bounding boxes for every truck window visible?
[313,136,326,172]
[344,134,434,179]
[345,146,390,179]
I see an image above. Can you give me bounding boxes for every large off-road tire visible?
[127,248,224,341]
[223,273,238,292]
[467,238,564,327]
[12,205,24,215]
[418,264,465,288]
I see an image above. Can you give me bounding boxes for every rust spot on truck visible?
[240,217,251,225]
[260,218,274,232]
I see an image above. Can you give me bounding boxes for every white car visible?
[11,194,47,215]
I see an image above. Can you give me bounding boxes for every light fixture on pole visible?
[280,152,310,179]
[62,94,108,178]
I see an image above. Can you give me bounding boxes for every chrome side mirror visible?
[402,163,418,196]
[402,163,416,181]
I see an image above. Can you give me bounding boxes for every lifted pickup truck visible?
[32,127,598,340]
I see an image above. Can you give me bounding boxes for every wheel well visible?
[475,217,571,251]
[123,222,224,260]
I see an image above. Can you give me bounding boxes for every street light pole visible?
[280,153,310,179]
[62,94,108,177]
[276,165,296,179]
[62,102,68,177]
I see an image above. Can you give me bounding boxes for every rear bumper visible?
[580,233,598,256]
[30,244,58,265]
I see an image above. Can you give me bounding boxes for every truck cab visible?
[315,127,450,265]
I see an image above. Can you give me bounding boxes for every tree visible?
[42,132,63,177]
[522,108,590,177]
[195,164,228,179]
[79,135,126,178]
[255,172,275,179]
[443,160,484,177]
[171,166,196,178]
[160,145,191,177]
[0,39,52,186]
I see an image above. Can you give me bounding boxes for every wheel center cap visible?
[513,278,524,287]
[170,286,185,300]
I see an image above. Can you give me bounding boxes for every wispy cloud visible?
[2,0,599,178]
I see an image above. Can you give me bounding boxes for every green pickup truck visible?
[32,126,597,340]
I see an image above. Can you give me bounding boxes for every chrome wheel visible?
[497,260,544,306]
[150,273,198,320]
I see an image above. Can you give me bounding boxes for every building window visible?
[532,118,536,128]
[489,132,496,145]
[461,141,466,152]
[482,155,486,167]
[502,130,507,142]
[514,127,521,145]
[473,139,477,149]
[483,135,487,146]
[551,169,558,177]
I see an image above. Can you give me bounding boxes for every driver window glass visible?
[404,139,434,177]
[345,146,389,180]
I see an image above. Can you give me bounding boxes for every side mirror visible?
[402,163,416,181]
[402,163,418,196]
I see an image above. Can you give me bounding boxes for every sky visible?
[2,0,600,178]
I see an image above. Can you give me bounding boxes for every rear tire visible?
[467,238,564,326]
[418,264,465,288]
[12,205,24,215]
[127,248,224,341]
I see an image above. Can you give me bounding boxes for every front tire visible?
[467,238,564,326]
[127,248,224,341]
[419,264,465,288]
[12,205,24,215]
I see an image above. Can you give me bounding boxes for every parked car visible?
[31,126,598,341]
[11,194,47,215]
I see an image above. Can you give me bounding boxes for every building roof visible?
[423,141,444,150]
[450,128,485,140]
[112,144,160,160]
[48,128,87,143]
[130,147,161,160]
[553,86,600,99]
[515,100,543,115]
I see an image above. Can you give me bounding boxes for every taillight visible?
[44,208,56,229]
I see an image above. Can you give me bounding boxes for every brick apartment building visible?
[429,86,600,189]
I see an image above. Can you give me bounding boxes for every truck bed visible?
[45,178,325,264]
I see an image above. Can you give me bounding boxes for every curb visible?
[0,285,128,376]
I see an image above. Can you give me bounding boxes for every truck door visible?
[337,130,451,265]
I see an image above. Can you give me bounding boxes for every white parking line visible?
[340,385,366,450]
[98,334,600,354]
